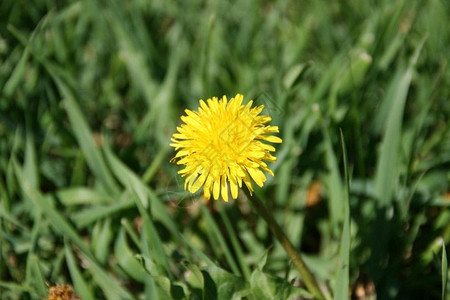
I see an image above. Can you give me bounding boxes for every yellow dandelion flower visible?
[170,93,282,202]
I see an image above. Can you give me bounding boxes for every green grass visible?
[1,0,449,299]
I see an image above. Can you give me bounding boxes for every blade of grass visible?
[142,146,170,184]
[50,250,66,283]
[47,76,120,195]
[64,244,95,300]
[26,254,46,297]
[218,209,251,280]
[120,218,142,251]
[79,249,136,300]
[133,191,171,277]
[200,203,240,275]
[115,227,148,282]
[0,281,36,295]
[103,143,179,239]
[103,144,148,208]
[370,35,427,280]
[443,241,448,300]
[14,159,91,255]
[3,9,53,97]
[138,241,160,300]
[92,218,113,265]
[374,35,427,208]
[316,106,345,231]
[179,235,217,268]
[334,130,350,300]
[25,214,45,296]
[3,47,30,98]
[57,187,115,206]
[71,197,134,228]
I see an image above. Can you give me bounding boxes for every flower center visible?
[199,114,253,170]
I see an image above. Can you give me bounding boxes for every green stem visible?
[244,189,328,300]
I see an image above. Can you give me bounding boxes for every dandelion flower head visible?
[170,94,282,202]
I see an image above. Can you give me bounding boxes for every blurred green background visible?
[0,0,449,299]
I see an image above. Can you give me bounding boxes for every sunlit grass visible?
[0,0,449,299]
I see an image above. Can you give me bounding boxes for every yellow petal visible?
[184,173,197,190]
[229,176,239,199]
[189,172,207,193]
[175,150,190,158]
[247,167,266,187]
[260,135,282,143]
[242,171,254,193]
[258,143,276,152]
[203,182,211,200]
[221,174,229,202]
[213,179,220,200]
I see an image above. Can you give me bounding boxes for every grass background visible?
[0,0,449,299]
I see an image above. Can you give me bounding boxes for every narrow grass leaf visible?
[142,146,170,184]
[27,255,47,297]
[250,269,312,299]
[80,250,135,300]
[57,187,114,206]
[93,218,113,265]
[180,235,217,267]
[3,48,30,97]
[206,266,249,300]
[135,254,159,300]
[375,36,426,207]
[134,192,171,277]
[14,161,91,255]
[115,227,147,282]
[219,209,251,280]
[0,281,36,295]
[443,241,448,300]
[319,117,345,229]
[200,203,240,275]
[72,197,134,228]
[103,144,179,238]
[103,144,148,208]
[53,79,119,195]
[334,130,351,300]
[64,244,95,300]
[121,218,142,251]
[24,128,38,189]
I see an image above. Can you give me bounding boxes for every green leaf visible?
[334,130,350,300]
[53,78,120,196]
[103,143,179,238]
[200,204,240,275]
[219,209,251,279]
[57,187,114,206]
[14,160,91,255]
[65,244,96,300]
[71,197,134,228]
[207,266,249,300]
[134,192,171,277]
[138,254,186,300]
[92,218,113,265]
[257,248,270,271]
[114,228,147,282]
[319,118,345,231]
[26,254,46,297]
[443,241,448,300]
[79,250,136,300]
[374,36,427,207]
[250,269,312,300]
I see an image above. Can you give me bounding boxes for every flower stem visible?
[244,189,328,300]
